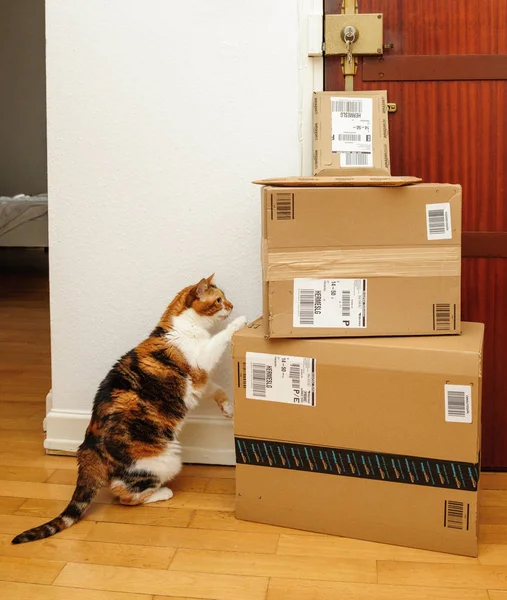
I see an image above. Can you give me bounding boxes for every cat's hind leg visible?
[115,441,183,505]
[111,470,163,506]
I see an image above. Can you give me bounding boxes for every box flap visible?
[253,176,422,187]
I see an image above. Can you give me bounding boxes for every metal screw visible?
[379,73,384,78]
[377,48,382,54]
[377,14,382,19]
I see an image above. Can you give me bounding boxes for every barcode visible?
[447,391,466,418]
[434,303,451,331]
[336,133,362,142]
[428,208,446,236]
[332,99,364,113]
[343,152,370,166]
[445,500,465,530]
[252,363,267,398]
[275,193,293,220]
[298,289,315,326]
[242,362,246,389]
[445,384,472,424]
[289,363,300,391]
[341,291,351,317]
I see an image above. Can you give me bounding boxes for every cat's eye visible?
[216,298,222,303]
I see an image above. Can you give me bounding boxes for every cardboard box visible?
[313,91,390,176]
[233,319,484,557]
[261,182,462,338]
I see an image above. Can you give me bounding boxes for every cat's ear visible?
[206,273,215,285]
[195,278,209,300]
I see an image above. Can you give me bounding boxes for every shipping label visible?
[331,96,373,168]
[293,278,367,328]
[245,352,316,406]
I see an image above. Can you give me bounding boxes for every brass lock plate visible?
[324,14,384,56]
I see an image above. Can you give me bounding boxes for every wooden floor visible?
[2,252,507,599]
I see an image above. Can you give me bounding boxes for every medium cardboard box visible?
[233,319,484,557]
[313,91,390,176]
[261,181,462,338]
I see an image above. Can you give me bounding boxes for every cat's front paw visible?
[220,401,234,419]
[228,316,247,333]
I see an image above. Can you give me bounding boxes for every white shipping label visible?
[293,278,367,329]
[426,203,452,240]
[445,384,472,423]
[331,96,373,168]
[246,352,316,406]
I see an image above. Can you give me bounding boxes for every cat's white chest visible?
[167,312,212,411]
[166,312,211,369]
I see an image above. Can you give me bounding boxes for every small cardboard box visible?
[313,91,390,176]
[233,319,484,557]
[261,181,462,339]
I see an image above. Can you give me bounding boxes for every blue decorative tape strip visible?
[235,437,479,492]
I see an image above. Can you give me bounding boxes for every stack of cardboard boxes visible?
[232,91,484,557]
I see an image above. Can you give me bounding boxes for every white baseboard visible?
[44,408,236,466]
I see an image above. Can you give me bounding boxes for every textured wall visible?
[46,0,301,435]
[0,0,47,195]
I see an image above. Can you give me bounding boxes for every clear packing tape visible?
[264,246,461,280]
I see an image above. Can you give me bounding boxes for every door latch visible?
[324,14,384,57]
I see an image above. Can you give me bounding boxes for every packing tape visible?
[235,436,479,493]
[265,246,461,280]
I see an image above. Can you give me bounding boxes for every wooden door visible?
[324,1,507,469]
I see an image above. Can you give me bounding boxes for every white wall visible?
[0,0,47,196]
[45,0,322,462]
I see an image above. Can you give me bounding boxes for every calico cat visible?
[12,275,246,544]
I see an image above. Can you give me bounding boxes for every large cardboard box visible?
[261,182,462,338]
[313,91,390,176]
[233,319,484,557]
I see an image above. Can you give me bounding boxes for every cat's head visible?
[185,274,233,326]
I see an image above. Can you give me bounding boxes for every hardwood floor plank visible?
[267,578,489,600]
[53,562,268,600]
[0,514,94,541]
[0,417,45,432]
[378,561,507,590]
[0,496,28,515]
[481,474,507,490]
[180,465,235,479]
[479,525,507,545]
[478,544,507,566]
[0,479,82,501]
[170,548,377,583]
[90,504,193,528]
[480,506,507,525]
[16,499,193,528]
[0,581,153,600]
[189,510,313,535]
[0,402,44,419]
[152,491,234,512]
[0,533,174,569]
[86,522,279,553]
[481,490,507,508]
[205,478,235,494]
[0,556,65,585]
[0,466,55,483]
[0,454,77,471]
[277,534,478,564]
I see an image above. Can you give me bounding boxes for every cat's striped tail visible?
[11,470,100,544]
